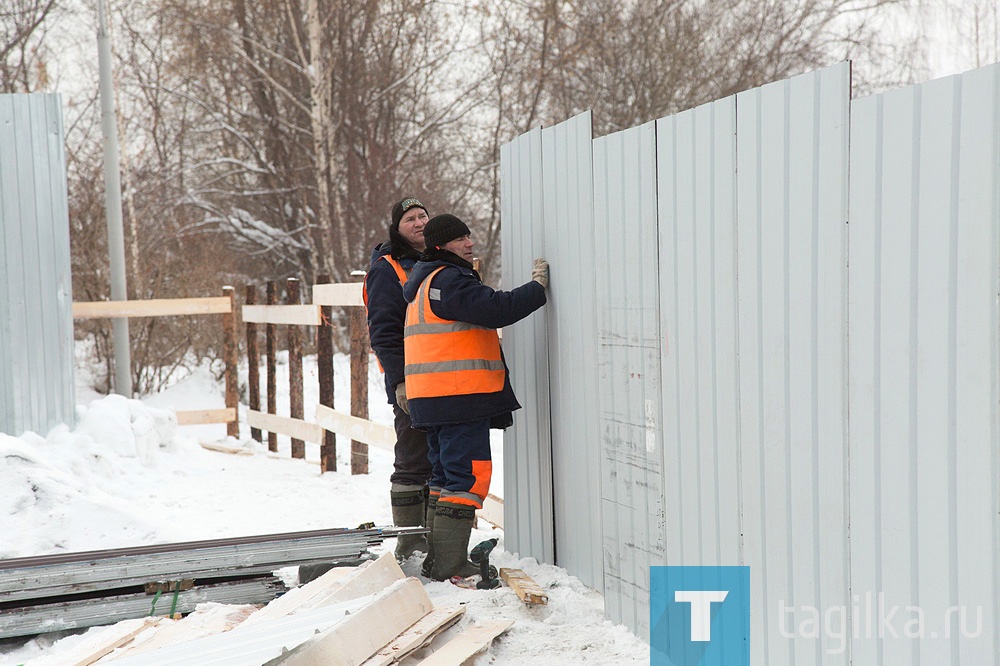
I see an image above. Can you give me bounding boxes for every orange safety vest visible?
[363,255,411,374]
[404,267,505,398]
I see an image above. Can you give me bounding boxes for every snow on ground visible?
[0,349,647,665]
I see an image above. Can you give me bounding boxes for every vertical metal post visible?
[96,0,131,396]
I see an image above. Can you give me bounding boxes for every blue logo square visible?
[650,566,750,666]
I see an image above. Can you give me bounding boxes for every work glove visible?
[531,258,549,289]
[395,382,409,414]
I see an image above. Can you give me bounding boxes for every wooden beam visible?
[175,408,236,426]
[72,297,232,319]
[109,605,256,660]
[499,568,548,606]
[315,404,394,451]
[312,282,364,307]
[415,620,514,665]
[29,616,162,666]
[479,494,504,529]
[247,409,323,445]
[280,578,435,666]
[361,605,466,666]
[241,304,321,326]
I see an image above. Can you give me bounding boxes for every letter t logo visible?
[674,590,729,641]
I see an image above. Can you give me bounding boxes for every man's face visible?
[398,207,429,251]
[442,234,474,262]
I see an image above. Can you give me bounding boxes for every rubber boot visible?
[429,504,479,581]
[421,494,438,577]
[390,484,428,561]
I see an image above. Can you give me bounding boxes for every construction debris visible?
[499,568,548,606]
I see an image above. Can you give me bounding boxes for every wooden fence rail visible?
[72,291,240,436]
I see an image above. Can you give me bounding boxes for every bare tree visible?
[0,0,60,92]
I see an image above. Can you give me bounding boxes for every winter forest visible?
[2,0,997,395]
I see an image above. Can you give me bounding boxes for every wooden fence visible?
[72,290,239,434]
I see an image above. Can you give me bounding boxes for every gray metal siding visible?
[499,126,554,564]
[593,120,662,637]
[0,94,75,436]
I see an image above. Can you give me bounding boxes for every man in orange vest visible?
[402,214,549,580]
[364,197,432,561]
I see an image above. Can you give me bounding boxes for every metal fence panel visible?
[848,64,1000,665]
[593,120,661,636]
[540,112,603,592]
[0,94,75,436]
[499,126,554,564]
[734,63,850,663]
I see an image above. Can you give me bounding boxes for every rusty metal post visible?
[316,274,337,472]
[245,285,261,442]
[266,280,278,452]
[287,278,305,459]
[349,271,369,474]
[222,286,239,438]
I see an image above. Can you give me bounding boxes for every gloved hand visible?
[395,382,409,414]
[531,258,549,289]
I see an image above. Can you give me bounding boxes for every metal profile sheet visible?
[0,94,75,436]
[735,63,850,663]
[592,120,661,637]
[656,92,740,586]
[499,126,554,565]
[848,64,1000,664]
[540,112,603,592]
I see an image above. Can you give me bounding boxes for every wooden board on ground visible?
[280,578,435,666]
[499,568,548,606]
[176,408,236,426]
[246,409,324,445]
[73,297,232,320]
[28,616,162,666]
[312,282,364,307]
[198,441,253,455]
[415,620,514,666]
[106,604,257,660]
[315,404,395,451]
[361,605,466,666]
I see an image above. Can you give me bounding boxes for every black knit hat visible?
[422,214,471,249]
[390,197,427,231]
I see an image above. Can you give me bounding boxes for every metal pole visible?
[97,0,132,396]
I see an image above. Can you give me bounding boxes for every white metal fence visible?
[500,61,1000,663]
[0,94,75,437]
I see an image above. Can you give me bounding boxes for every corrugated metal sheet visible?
[848,64,1000,664]
[540,112,603,592]
[499,126,554,565]
[0,93,75,436]
[734,62,851,664]
[592,120,662,636]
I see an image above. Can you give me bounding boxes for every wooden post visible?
[349,271,369,474]
[316,273,337,472]
[222,286,239,439]
[287,278,305,459]
[246,285,262,442]
[266,280,278,453]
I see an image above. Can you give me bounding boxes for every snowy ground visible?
[0,350,647,664]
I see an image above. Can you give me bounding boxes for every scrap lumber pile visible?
[0,526,425,640]
[27,552,513,666]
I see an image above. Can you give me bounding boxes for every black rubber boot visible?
[421,494,438,577]
[390,484,428,561]
[429,503,479,581]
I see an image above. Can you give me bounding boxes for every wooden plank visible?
[280,578,435,666]
[478,494,504,529]
[72,297,232,319]
[175,408,236,425]
[247,409,323,445]
[315,404,394,451]
[241,304,321,326]
[499,568,548,605]
[361,605,465,666]
[109,604,256,660]
[312,282,364,307]
[28,616,162,666]
[243,551,404,625]
[198,441,253,456]
[415,620,514,666]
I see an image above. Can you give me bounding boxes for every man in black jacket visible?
[364,197,432,561]
[402,214,549,580]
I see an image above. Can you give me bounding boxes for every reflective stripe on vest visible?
[404,267,504,398]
